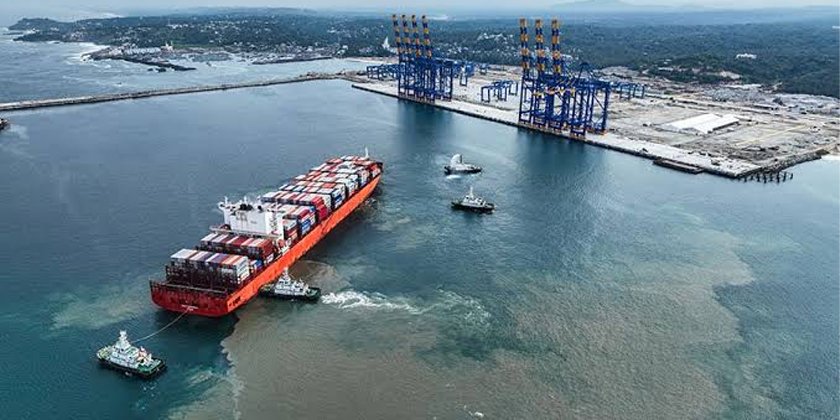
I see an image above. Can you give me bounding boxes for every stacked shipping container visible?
[278,180,346,209]
[282,219,299,245]
[262,191,331,222]
[197,233,275,262]
[166,249,252,290]
[158,155,380,295]
[263,203,317,238]
[309,158,381,191]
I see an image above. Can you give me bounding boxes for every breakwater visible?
[252,55,333,65]
[0,73,343,112]
[106,56,197,71]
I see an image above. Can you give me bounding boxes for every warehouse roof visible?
[664,113,740,134]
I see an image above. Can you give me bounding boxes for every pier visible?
[107,56,197,71]
[351,82,764,178]
[0,70,830,180]
[0,72,345,112]
[346,15,838,180]
[653,159,704,174]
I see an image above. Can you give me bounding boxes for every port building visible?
[663,113,740,134]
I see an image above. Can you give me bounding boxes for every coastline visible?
[0,28,108,57]
[78,42,109,56]
[345,57,388,65]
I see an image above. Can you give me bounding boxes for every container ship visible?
[150,153,382,317]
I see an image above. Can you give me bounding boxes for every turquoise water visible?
[0,38,837,419]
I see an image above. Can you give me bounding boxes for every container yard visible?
[150,154,383,317]
[352,15,839,178]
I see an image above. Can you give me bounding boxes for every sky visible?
[1,0,836,26]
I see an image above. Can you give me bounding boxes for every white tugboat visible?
[444,154,482,175]
[259,268,321,302]
[96,331,165,379]
[451,186,495,213]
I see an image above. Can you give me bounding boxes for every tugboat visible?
[444,154,482,175]
[451,186,495,213]
[0,118,9,132]
[96,331,166,379]
[259,268,321,302]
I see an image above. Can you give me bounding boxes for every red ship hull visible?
[150,174,380,317]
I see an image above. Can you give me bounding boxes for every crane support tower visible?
[391,14,455,103]
[518,18,612,137]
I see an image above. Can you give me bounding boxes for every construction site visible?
[354,14,839,178]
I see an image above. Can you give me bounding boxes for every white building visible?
[663,113,740,134]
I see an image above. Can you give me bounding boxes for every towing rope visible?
[134,309,191,343]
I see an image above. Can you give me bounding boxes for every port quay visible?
[1,15,835,180]
[2,68,824,180]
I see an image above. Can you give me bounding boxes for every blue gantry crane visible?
[388,14,455,103]
[371,14,636,134]
[480,80,518,102]
[455,61,476,86]
[517,18,612,138]
[365,63,401,80]
[612,81,646,99]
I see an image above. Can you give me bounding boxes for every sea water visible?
[0,35,837,419]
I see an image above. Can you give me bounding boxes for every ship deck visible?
[150,169,381,316]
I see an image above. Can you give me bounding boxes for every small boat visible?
[0,118,9,131]
[96,331,166,379]
[259,268,321,302]
[444,154,482,175]
[451,186,495,213]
